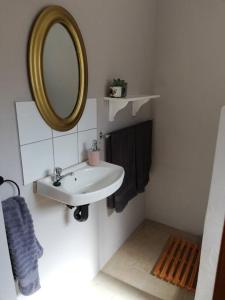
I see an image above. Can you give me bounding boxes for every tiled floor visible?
[84,272,161,300]
[102,220,201,300]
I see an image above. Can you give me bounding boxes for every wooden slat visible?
[152,237,174,276]
[152,236,200,292]
[187,250,200,290]
[166,239,186,282]
[180,245,198,288]
[159,238,180,279]
[173,242,191,285]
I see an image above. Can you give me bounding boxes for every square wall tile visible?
[52,126,77,138]
[78,129,97,162]
[16,101,52,145]
[78,99,97,132]
[53,134,78,169]
[21,140,54,185]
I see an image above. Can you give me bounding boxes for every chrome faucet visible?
[52,167,74,186]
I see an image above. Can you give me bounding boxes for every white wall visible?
[98,194,146,268]
[146,0,225,235]
[195,107,225,300]
[0,1,157,299]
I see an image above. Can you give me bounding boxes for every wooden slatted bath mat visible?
[152,236,200,291]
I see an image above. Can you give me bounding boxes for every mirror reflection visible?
[43,23,79,118]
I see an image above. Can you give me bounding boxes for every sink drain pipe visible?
[67,204,89,222]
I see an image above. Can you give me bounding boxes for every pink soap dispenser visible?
[88,140,100,166]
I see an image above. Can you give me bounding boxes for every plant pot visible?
[109,86,122,98]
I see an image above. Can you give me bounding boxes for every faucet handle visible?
[55,167,62,176]
[52,167,63,186]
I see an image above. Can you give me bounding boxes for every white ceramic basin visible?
[36,161,124,206]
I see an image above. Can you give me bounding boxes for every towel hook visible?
[0,176,20,196]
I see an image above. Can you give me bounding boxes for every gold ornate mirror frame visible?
[28,6,88,131]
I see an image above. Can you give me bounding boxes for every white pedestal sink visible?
[36,161,124,207]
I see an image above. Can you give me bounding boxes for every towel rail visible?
[0,176,20,196]
[99,131,111,139]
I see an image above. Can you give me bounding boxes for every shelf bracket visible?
[132,99,149,116]
[109,99,129,122]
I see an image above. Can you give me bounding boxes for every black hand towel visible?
[106,126,137,212]
[135,120,153,192]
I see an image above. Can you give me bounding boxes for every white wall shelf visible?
[104,95,160,121]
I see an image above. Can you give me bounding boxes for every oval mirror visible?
[28,6,88,131]
[43,23,79,119]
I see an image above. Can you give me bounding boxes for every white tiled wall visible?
[77,99,97,131]
[20,140,54,185]
[52,126,77,138]
[16,102,52,145]
[53,133,78,169]
[16,99,97,185]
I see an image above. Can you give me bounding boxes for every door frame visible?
[213,221,225,300]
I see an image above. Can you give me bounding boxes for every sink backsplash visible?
[16,99,97,185]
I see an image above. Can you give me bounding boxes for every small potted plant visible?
[109,78,128,98]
